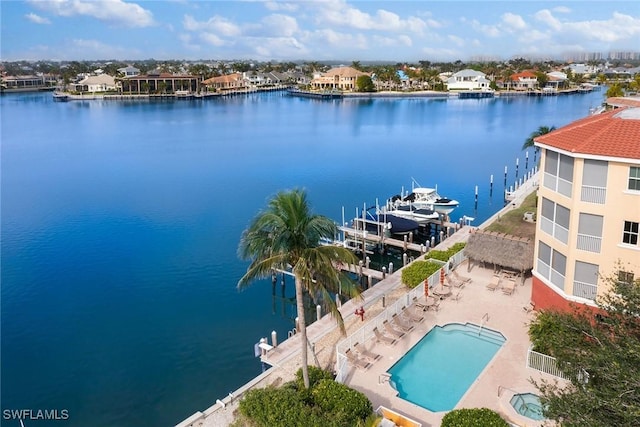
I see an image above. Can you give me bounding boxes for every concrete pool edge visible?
[387,322,507,413]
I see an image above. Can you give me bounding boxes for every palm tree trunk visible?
[295,276,310,388]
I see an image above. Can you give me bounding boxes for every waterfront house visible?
[508,71,538,91]
[445,69,491,91]
[121,71,200,94]
[310,66,370,91]
[117,65,140,77]
[73,74,116,93]
[203,73,247,92]
[531,106,640,312]
[545,71,568,90]
[1,74,57,91]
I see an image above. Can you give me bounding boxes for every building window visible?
[537,241,566,291]
[581,159,607,204]
[543,150,574,197]
[622,221,639,245]
[574,261,599,300]
[577,213,603,253]
[618,271,635,285]
[540,197,570,244]
[629,167,640,191]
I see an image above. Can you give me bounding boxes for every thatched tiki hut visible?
[464,230,534,281]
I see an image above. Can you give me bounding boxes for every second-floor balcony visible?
[577,233,602,253]
[581,185,606,204]
[573,280,597,300]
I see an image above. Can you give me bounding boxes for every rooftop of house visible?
[535,105,640,160]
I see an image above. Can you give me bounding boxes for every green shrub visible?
[401,260,443,288]
[425,242,466,262]
[311,379,372,425]
[238,386,325,427]
[441,408,509,427]
[295,365,334,389]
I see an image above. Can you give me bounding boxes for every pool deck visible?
[341,263,560,427]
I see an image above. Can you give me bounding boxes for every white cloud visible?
[25,12,51,24]
[371,34,412,47]
[183,15,241,36]
[264,1,298,12]
[27,0,153,27]
[447,35,465,47]
[200,32,226,47]
[470,19,501,37]
[314,0,426,32]
[248,36,307,60]
[553,6,571,14]
[70,38,137,57]
[501,13,526,31]
[533,10,640,44]
[260,14,299,37]
[534,9,562,31]
[309,28,368,50]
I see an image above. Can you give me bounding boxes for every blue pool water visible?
[388,323,506,412]
[510,392,545,420]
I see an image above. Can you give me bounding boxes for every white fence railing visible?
[527,347,567,379]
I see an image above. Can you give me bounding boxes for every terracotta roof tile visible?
[535,107,640,160]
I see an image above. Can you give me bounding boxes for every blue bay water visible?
[1,90,605,426]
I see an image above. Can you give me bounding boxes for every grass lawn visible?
[485,192,537,240]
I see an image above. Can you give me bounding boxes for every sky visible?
[1,0,639,62]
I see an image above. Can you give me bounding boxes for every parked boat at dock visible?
[389,181,459,215]
[382,204,440,224]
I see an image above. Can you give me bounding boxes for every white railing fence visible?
[527,346,567,379]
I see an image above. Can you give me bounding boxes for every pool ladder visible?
[478,312,489,336]
[378,373,391,385]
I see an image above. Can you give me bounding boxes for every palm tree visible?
[237,189,360,389]
[522,125,556,150]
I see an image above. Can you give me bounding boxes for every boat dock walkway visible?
[340,220,461,254]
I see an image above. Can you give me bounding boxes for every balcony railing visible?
[581,185,606,204]
[577,234,602,253]
[573,280,597,300]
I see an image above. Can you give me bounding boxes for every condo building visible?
[531,106,640,311]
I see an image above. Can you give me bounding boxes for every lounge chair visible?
[392,314,414,333]
[446,277,465,288]
[345,349,371,371]
[486,274,501,291]
[354,342,380,363]
[402,306,424,323]
[451,269,472,285]
[502,278,516,295]
[373,327,396,346]
[383,321,405,339]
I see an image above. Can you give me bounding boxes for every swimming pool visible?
[388,323,506,412]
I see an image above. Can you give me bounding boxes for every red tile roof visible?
[510,71,537,80]
[535,107,640,160]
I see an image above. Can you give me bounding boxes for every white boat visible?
[390,181,459,215]
[383,204,440,224]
